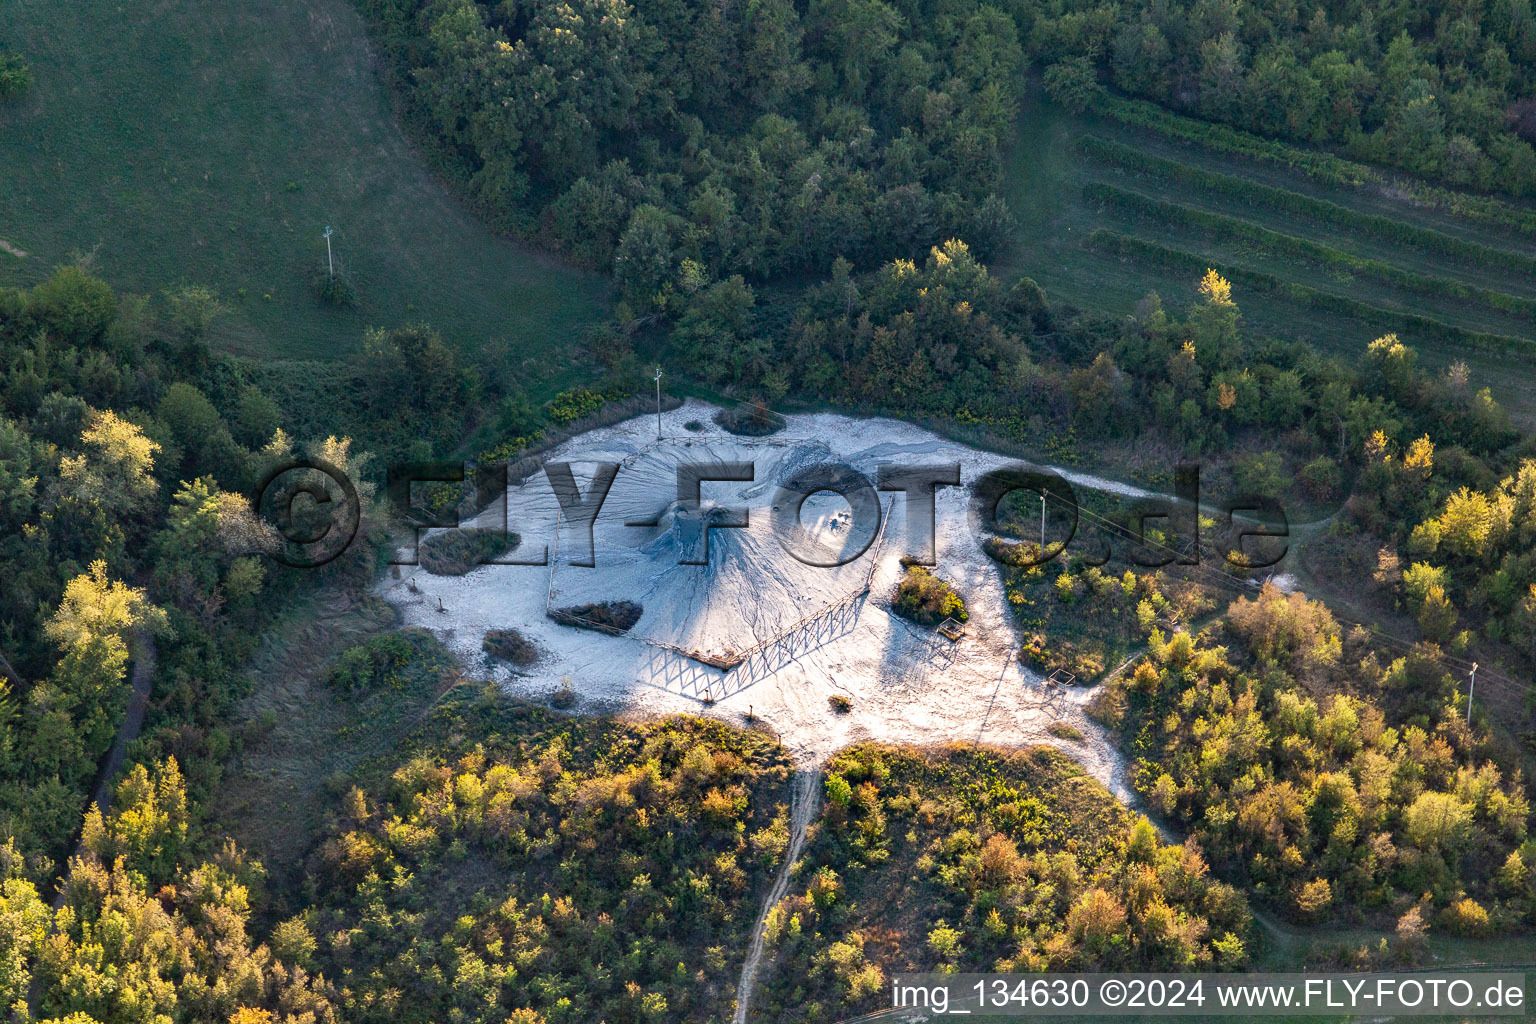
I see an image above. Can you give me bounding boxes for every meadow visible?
[0,0,607,374]
[999,93,1536,422]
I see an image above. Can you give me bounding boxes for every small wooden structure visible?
[689,649,744,671]
[1046,668,1077,690]
[936,617,966,642]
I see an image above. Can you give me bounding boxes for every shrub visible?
[546,386,609,424]
[551,600,643,633]
[1047,721,1083,741]
[714,400,783,436]
[419,528,520,575]
[1294,877,1333,920]
[1043,56,1102,113]
[1233,451,1286,500]
[314,269,356,307]
[327,633,415,694]
[0,52,31,99]
[270,917,318,968]
[1395,905,1429,950]
[483,628,539,667]
[828,694,852,714]
[1440,898,1491,937]
[1298,456,1342,501]
[891,564,968,626]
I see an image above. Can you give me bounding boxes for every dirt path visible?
[734,768,822,1024]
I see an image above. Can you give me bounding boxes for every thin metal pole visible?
[1466,662,1478,723]
[653,366,664,437]
[323,226,334,278]
[1040,492,1046,550]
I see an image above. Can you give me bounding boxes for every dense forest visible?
[357,0,1536,417]
[0,261,561,870]
[0,266,367,1021]
[361,0,1023,285]
[366,0,1536,280]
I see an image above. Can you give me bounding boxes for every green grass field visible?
[0,0,608,368]
[999,93,1536,422]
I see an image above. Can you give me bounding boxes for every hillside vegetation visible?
[3,0,1536,1018]
[0,260,634,1023]
[297,678,795,1023]
[754,744,1253,1020]
[1092,585,1535,936]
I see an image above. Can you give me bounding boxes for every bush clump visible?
[314,269,356,307]
[757,744,1254,1017]
[1047,720,1084,741]
[326,632,417,694]
[714,400,783,437]
[552,600,643,633]
[828,694,852,714]
[419,528,519,576]
[546,385,617,424]
[0,53,31,99]
[891,563,968,627]
[482,628,539,668]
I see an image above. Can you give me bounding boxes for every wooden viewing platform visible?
[936,617,966,641]
[1046,668,1077,690]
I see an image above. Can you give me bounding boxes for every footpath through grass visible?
[0,0,607,365]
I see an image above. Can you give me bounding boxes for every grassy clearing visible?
[212,594,462,899]
[998,94,1536,421]
[0,0,607,366]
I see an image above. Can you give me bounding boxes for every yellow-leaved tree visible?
[37,561,166,763]
[58,410,160,510]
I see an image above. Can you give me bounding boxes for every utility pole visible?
[1466,662,1478,723]
[323,226,334,279]
[653,366,664,437]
